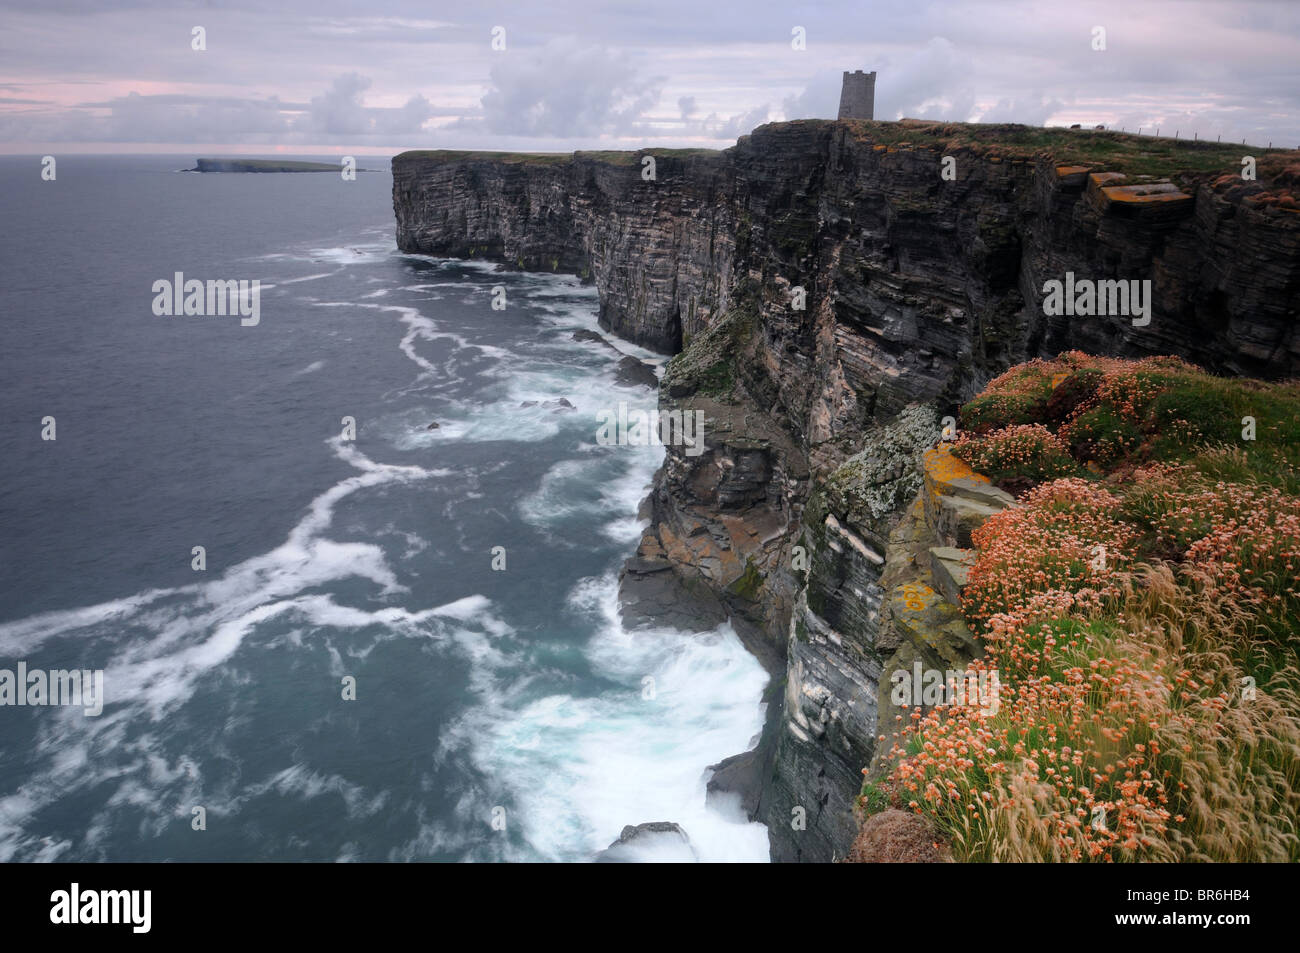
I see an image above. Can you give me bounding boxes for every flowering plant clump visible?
[881,353,1300,862]
[960,365,1056,434]
[952,424,1079,486]
[886,623,1185,861]
[962,478,1135,628]
[1168,485,1300,623]
[1057,405,1141,467]
[955,352,1300,486]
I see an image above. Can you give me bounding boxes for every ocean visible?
[0,155,770,862]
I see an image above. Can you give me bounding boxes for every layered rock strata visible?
[392,120,1300,861]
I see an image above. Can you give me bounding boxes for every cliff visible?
[393,147,728,352]
[392,119,1300,861]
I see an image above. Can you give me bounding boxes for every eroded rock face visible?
[393,151,736,352]
[394,122,1300,383]
[392,121,1300,862]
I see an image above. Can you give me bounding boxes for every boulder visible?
[705,750,763,819]
[614,355,659,389]
[573,329,620,352]
[594,822,697,862]
[520,398,575,412]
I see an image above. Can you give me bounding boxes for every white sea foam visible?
[304,243,392,265]
[278,272,339,285]
[0,437,454,861]
[1,256,771,864]
[431,572,770,863]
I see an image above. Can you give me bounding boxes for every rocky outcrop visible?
[392,120,1300,862]
[594,822,697,862]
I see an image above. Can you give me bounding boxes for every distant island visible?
[189,158,367,173]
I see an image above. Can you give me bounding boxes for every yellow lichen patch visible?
[900,582,936,612]
[1088,171,1127,188]
[1050,372,1070,389]
[1056,165,1091,178]
[891,583,943,629]
[923,445,991,494]
[1101,183,1192,205]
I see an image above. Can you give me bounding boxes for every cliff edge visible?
[392,119,1300,861]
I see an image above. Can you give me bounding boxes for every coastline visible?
[391,120,1300,861]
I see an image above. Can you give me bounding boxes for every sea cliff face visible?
[392,149,735,352]
[393,120,1300,861]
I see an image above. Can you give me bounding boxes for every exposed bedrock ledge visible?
[393,120,1300,861]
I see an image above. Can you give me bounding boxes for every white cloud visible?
[473,37,662,137]
[0,1,1296,151]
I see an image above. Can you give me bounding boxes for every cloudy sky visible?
[2,0,1298,155]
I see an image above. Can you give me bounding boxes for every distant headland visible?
[187,158,366,173]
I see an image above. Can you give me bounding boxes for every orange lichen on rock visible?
[924,445,991,490]
[1088,171,1128,188]
[1055,165,1091,188]
[1099,183,1193,206]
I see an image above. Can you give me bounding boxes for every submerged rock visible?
[519,398,575,412]
[572,329,620,352]
[705,750,763,819]
[614,355,659,389]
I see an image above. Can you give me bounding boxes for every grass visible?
[791,118,1299,182]
[394,147,720,167]
[660,298,758,400]
[395,149,573,165]
[399,120,1297,192]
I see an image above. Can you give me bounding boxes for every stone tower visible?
[837,69,876,120]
